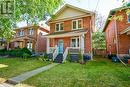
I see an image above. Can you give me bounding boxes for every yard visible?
[0,58,50,79]
[23,56,130,87]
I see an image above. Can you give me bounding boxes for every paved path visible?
[0,83,13,87]
[3,63,58,86]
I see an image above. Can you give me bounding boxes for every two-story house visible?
[10,25,49,53]
[46,4,95,63]
[103,5,130,56]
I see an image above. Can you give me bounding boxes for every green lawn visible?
[0,58,50,79]
[24,57,130,87]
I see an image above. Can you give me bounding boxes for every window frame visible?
[19,29,24,36]
[72,19,83,30]
[127,14,130,23]
[71,37,80,47]
[55,22,64,32]
[29,28,34,35]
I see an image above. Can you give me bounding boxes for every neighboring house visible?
[0,38,6,50]
[103,6,130,56]
[46,4,95,62]
[10,25,49,53]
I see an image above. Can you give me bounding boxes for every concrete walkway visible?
[7,63,58,85]
[0,83,13,87]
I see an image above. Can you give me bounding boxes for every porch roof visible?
[10,36,36,42]
[120,26,130,35]
[46,29,88,38]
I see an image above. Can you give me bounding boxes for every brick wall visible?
[49,16,91,33]
[105,9,130,54]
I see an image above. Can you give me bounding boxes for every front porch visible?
[10,36,36,51]
[46,29,92,62]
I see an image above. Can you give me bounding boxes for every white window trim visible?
[19,29,24,36]
[55,22,64,32]
[71,37,80,47]
[29,28,34,35]
[127,14,130,23]
[72,19,83,30]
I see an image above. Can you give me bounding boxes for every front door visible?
[58,40,64,54]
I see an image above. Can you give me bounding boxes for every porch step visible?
[69,49,80,54]
[54,54,63,63]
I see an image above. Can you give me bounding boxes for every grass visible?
[24,56,130,87]
[0,58,50,79]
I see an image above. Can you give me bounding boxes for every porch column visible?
[80,34,84,54]
[47,38,50,54]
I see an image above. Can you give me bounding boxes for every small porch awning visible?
[10,36,36,42]
[120,26,130,35]
[46,29,88,38]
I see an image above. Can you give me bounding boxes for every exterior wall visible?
[50,37,71,51]
[49,16,92,53]
[10,26,48,53]
[84,31,91,53]
[49,16,91,34]
[105,9,130,55]
[36,29,47,53]
[105,20,117,54]
[116,10,130,54]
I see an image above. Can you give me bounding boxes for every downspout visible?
[90,14,94,60]
[115,20,127,66]
[114,20,119,55]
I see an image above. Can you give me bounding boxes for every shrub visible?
[0,49,7,56]
[67,51,71,62]
[78,51,83,61]
[22,53,31,59]
[0,47,32,57]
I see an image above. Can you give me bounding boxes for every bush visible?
[23,53,31,58]
[0,49,7,56]
[0,47,32,57]
[67,51,71,62]
[78,51,83,61]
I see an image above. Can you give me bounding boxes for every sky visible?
[65,0,123,17]
[17,0,124,27]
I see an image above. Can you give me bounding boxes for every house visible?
[9,25,49,53]
[0,38,6,50]
[46,4,95,63]
[103,5,130,56]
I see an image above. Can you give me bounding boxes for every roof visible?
[103,6,130,32]
[46,29,88,38]
[14,25,49,33]
[47,4,95,24]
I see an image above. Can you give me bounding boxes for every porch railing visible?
[52,45,58,61]
[63,47,80,63]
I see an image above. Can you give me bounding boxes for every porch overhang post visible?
[80,34,84,54]
[47,37,50,54]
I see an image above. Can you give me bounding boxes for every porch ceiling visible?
[46,29,88,38]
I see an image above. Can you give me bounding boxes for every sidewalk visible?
[0,63,58,86]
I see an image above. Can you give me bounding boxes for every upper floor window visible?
[72,19,82,30]
[19,30,24,36]
[55,23,64,31]
[128,14,130,23]
[29,28,34,35]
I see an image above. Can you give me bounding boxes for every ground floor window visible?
[71,37,79,47]
[27,42,33,50]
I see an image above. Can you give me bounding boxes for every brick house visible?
[10,25,49,53]
[103,6,130,56]
[46,4,95,62]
